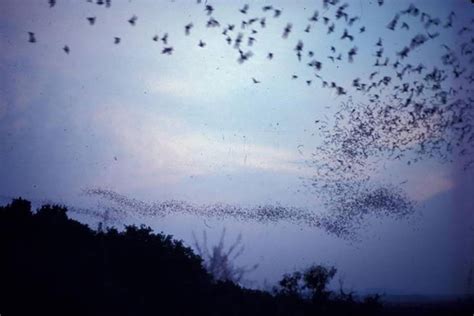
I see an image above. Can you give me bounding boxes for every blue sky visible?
[0,0,473,296]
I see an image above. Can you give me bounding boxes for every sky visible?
[0,0,473,297]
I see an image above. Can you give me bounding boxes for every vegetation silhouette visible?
[192,228,258,284]
[0,198,472,315]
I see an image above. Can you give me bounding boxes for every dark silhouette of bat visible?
[128,15,137,26]
[205,5,213,15]
[341,29,354,41]
[28,32,36,43]
[87,17,96,25]
[161,47,173,55]
[282,23,292,38]
[185,23,193,35]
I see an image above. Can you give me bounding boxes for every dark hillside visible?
[0,198,471,316]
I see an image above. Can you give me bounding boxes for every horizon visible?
[1,0,473,298]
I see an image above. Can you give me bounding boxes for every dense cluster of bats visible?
[82,187,413,240]
[27,0,473,239]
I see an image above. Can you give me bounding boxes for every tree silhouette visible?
[192,228,258,284]
[1,198,471,316]
[278,271,303,298]
[303,265,337,303]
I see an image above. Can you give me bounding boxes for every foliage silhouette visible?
[192,228,258,284]
[303,265,338,303]
[0,198,472,316]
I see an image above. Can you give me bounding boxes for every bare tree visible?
[192,228,258,284]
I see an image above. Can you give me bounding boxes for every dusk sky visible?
[1,0,473,296]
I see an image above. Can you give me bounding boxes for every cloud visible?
[377,160,455,202]
[166,133,305,174]
[90,102,307,189]
[406,171,454,202]
[145,77,201,99]
[143,69,242,102]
